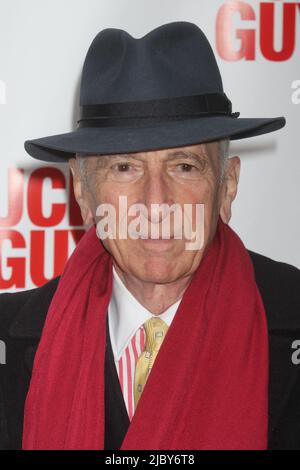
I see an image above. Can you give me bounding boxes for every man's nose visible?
[142,172,173,223]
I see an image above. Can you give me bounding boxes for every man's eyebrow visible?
[166,151,208,163]
[94,154,133,167]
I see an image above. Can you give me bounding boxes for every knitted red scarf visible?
[22,218,268,449]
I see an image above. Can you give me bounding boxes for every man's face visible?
[69,142,240,284]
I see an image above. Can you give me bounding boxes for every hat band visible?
[77,93,239,128]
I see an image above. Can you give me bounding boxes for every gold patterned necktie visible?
[134,317,169,409]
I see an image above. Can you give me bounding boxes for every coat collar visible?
[8,276,60,340]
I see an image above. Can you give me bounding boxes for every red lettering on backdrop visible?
[216,1,300,61]
[30,230,69,285]
[0,167,84,290]
[0,230,25,289]
[0,169,24,227]
[30,229,85,286]
[216,0,256,61]
[260,3,298,61]
[27,167,66,226]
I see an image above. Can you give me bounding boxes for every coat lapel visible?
[9,276,60,340]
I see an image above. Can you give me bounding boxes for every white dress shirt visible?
[108,265,182,419]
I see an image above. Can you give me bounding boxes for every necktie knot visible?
[143,317,169,354]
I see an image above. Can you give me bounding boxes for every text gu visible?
[216,1,300,61]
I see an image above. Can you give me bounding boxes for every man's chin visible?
[130,259,187,285]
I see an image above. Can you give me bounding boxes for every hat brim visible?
[24,115,286,163]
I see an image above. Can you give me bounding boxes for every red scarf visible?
[23,218,268,449]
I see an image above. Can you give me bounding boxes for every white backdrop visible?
[0,0,299,291]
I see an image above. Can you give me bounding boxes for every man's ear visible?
[69,158,94,226]
[219,156,241,224]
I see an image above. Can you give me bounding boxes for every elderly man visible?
[1,22,300,450]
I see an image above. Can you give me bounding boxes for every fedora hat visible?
[24,21,285,163]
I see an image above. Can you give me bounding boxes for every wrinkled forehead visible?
[76,141,221,164]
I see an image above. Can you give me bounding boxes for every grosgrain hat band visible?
[77,92,240,128]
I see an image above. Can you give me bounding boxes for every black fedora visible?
[24,21,285,163]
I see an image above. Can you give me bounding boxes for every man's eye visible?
[178,163,198,172]
[112,163,131,171]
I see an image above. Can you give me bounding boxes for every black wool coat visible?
[0,250,300,450]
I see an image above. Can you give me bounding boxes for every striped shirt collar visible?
[108,265,181,362]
